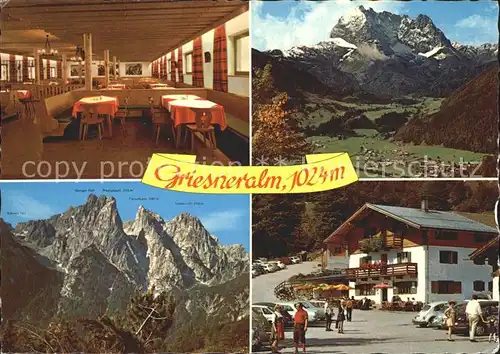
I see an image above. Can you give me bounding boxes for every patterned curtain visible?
[192,37,204,87]
[22,56,29,82]
[162,56,167,79]
[46,60,51,79]
[57,60,62,79]
[170,51,176,83]
[9,55,16,82]
[213,24,228,92]
[177,47,183,83]
[159,58,163,78]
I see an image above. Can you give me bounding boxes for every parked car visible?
[279,257,293,265]
[262,263,279,273]
[290,256,301,264]
[254,302,293,327]
[412,301,447,327]
[453,300,498,336]
[268,260,286,270]
[466,292,494,301]
[301,300,326,320]
[252,308,271,352]
[252,264,265,275]
[429,313,446,329]
[275,301,319,323]
[252,304,275,323]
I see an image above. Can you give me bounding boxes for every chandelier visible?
[38,34,58,55]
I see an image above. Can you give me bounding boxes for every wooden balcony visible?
[383,233,403,249]
[346,262,417,280]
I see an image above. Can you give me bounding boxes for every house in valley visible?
[324,200,497,304]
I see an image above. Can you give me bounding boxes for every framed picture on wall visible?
[70,64,84,77]
[125,63,142,76]
[97,64,105,76]
[204,52,211,63]
[109,63,119,76]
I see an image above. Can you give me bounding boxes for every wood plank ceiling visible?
[1,0,248,61]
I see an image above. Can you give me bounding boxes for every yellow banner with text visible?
[142,153,358,194]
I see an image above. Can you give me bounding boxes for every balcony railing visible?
[384,234,403,249]
[346,262,417,279]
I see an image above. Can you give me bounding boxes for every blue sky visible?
[0,182,250,250]
[252,0,498,50]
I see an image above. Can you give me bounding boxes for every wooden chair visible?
[114,96,130,136]
[80,106,104,140]
[183,109,216,152]
[149,98,170,146]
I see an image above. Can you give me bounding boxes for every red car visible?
[279,257,292,265]
[453,301,498,336]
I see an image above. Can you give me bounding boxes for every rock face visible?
[260,6,497,98]
[7,195,249,322]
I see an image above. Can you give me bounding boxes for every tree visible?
[118,288,176,351]
[252,92,312,163]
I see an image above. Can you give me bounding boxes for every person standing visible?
[465,294,482,342]
[337,301,346,334]
[485,315,498,343]
[293,302,308,354]
[325,300,333,331]
[444,300,456,341]
[346,297,353,321]
[271,305,285,353]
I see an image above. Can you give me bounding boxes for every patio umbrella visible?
[336,284,351,291]
[374,283,391,289]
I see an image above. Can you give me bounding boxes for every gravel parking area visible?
[252,262,497,353]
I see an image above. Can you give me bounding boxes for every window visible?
[50,67,56,79]
[397,252,411,263]
[28,60,35,80]
[431,281,461,294]
[356,284,375,296]
[234,31,249,75]
[394,281,416,294]
[261,307,272,315]
[488,281,493,292]
[364,227,377,238]
[473,280,485,292]
[439,251,458,264]
[1,63,8,81]
[360,256,372,265]
[436,231,458,241]
[474,233,493,243]
[184,52,193,74]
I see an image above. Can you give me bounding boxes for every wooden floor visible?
[1,118,228,179]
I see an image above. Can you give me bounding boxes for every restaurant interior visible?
[1,0,249,178]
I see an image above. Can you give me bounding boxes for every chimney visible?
[421,198,429,212]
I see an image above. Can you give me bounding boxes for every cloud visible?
[454,14,497,45]
[5,192,58,220]
[252,1,406,51]
[200,210,247,233]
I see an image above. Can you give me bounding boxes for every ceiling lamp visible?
[38,34,58,55]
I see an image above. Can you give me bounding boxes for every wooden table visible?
[167,99,227,147]
[72,96,119,137]
[161,94,201,109]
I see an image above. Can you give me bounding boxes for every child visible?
[487,316,498,343]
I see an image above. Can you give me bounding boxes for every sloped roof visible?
[368,204,497,234]
[469,235,499,259]
[325,203,497,244]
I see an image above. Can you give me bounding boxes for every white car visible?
[275,301,318,323]
[290,256,301,264]
[301,300,326,320]
[412,301,447,327]
[252,304,274,323]
[262,263,278,273]
[268,260,286,270]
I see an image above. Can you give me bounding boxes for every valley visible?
[252,5,497,177]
